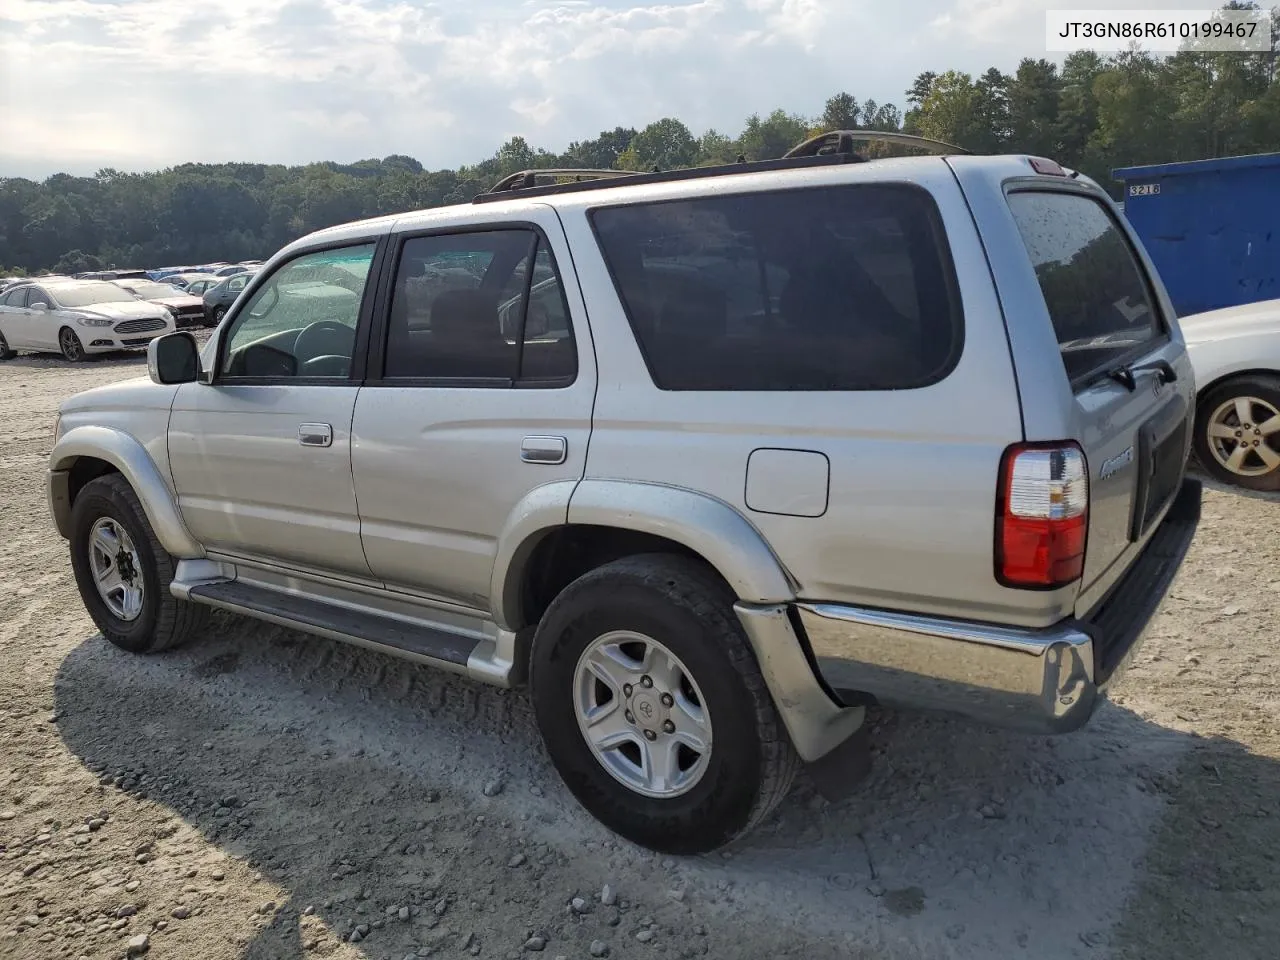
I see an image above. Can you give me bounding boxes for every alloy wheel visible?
[1206,395,1280,478]
[573,630,713,799]
[87,517,145,621]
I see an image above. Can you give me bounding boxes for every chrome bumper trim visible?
[796,604,1097,734]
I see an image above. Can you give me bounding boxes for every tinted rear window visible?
[1008,191,1162,382]
[590,184,963,391]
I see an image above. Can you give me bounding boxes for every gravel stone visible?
[637,930,655,943]
[399,906,411,922]
[508,852,527,867]
[483,779,504,797]
[571,897,589,914]
[600,884,617,907]
[172,907,191,920]
[116,904,137,918]
[589,940,610,957]
[125,934,150,956]
[524,934,547,951]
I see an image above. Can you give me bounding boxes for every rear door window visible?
[590,184,963,391]
[1007,191,1163,383]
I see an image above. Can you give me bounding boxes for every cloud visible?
[0,0,1223,179]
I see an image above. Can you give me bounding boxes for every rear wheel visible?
[1194,375,1280,492]
[69,474,208,653]
[529,554,798,853]
[0,330,13,360]
[59,327,84,362]
[210,305,226,327]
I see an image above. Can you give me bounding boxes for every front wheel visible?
[1193,375,1280,492]
[59,327,85,362]
[69,474,208,653]
[0,329,14,360]
[209,305,226,327]
[529,554,798,854]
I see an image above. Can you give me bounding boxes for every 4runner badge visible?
[1099,446,1134,480]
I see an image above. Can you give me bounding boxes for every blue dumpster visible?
[1113,152,1280,316]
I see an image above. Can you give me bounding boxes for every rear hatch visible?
[1000,181,1194,611]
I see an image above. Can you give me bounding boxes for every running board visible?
[186,579,483,672]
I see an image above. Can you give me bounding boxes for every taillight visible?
[996,442,1089,589]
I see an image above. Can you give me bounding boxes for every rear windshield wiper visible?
[1107,358,1178,392]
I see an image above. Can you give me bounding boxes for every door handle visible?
[299,423,333,447]
[521,436,567,465]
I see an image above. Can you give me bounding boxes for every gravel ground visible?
[1,348,1277,960]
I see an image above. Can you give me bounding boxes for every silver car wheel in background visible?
[87,517,145,621]
[1206,395,1280,478]
[573,630,713,799]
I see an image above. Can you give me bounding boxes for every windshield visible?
[122,281,182,299]
[48,282,140,307]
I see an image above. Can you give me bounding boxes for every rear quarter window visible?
[1007,190,1163,383]
[590,183,963,391]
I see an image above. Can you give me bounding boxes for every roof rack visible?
[472,130,971,204]
[486,168,636,194]
[784,130,971,159]
[473,153,861,204]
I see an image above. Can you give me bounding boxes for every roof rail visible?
[784,130,971,159]
[472,153,859,204]
[485,168,636,194]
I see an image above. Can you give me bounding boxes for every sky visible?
[0,0,1231,180]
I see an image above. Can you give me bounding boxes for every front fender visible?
[49,425,204,559]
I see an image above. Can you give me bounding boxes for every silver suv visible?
[48,135,1202,853]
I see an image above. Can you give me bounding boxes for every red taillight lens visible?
[996,443,1089,589]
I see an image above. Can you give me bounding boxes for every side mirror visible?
[30,301,48,311]
[148,332,200,384]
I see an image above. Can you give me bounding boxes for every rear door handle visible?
[299,423,333,447]
[521,436,567,465]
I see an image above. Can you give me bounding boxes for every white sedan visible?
[0,279,175,362]
[1182,299,1280,491]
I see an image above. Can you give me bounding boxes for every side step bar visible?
[186,579,483,672]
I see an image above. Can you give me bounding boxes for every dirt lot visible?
[1,350,1277,960]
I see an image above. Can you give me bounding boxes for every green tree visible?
[820,92,860,131]
[1008,58,1061,158]
[628,118,698,170]
[565,128,638,169]
[696,129,740,165]
[739,109,810,160]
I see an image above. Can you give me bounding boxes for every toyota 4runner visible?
[49,133,1202,853]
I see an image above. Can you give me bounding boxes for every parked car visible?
[149,267,195,282]
[212,263,254,277]
[1178,298,1280,491]
[47,140,1201,853]
[163,273,221,296]
[74,269,151,281]
[111,279,207,329]
[0,278,174,361]
[201,270,256,324]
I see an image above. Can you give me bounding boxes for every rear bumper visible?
[793,476,1202,736]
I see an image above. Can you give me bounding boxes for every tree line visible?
[2,5,1278,275]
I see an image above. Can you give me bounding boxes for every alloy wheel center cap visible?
[630,691,662,730]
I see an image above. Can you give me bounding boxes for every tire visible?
[69,474,208,653]
[210,305,226,327]
[0,330,13,360]
[529,553,798,854]
[1193,374,1280,492]
[59,326,84,362]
